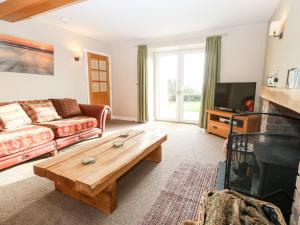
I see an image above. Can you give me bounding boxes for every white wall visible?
[264,0,300,86]
[110,23,268,119]
[220,23,268,110]
[0,20,110,103]
[110,43,138,120]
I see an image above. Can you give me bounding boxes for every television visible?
[214,82,256,112]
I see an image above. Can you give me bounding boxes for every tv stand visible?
[206,109,261,138]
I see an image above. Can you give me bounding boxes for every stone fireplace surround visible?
[261,99,300,134]
[260,87,300,131]
[260,86,300,225]
[260,86,300,115]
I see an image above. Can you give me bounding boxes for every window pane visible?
[91,59,99,69]
[100,71,107,81]
[92,71,100,81]
[99,60,106,70]
[157,55,177,120]
[100,82,107,92]
[91,82,100,92]
[183,52,205,122]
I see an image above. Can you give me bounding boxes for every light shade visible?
[269,21,282,37]
[72,49,82,61]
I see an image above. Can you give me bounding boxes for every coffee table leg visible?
[145,145,162,163]
[96,181,117,214]
[55,181,117,214]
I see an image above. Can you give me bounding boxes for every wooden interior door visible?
[87,52,110,108]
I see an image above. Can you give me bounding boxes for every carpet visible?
[137,161,218,225]
[0,121,224,225]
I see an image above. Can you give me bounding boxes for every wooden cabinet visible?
[206,110,261,138]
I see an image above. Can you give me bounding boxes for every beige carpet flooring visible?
[0,121,225,225]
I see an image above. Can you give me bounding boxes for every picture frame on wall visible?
[0,34,54,75]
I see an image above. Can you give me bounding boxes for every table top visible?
[34,129,167,197]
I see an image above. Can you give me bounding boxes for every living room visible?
[0,0,300,225]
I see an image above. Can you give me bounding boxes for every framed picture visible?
[0,34,54,75]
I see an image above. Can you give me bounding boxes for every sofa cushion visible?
[0,125,54,157]
[51,98,82,119]
[0,103,32,131]
[38,116,98,137]
[20,100,61,123]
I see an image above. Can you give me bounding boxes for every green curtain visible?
[199,36,222,128]
[137,45,148,123]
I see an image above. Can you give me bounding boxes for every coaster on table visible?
[120,132,129,138]
[113,141,123,148]
[82,156,96,165]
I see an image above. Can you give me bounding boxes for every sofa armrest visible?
[79,104,111,132]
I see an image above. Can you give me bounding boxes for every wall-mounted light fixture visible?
[73,49,81,61]
[269,21,283,39]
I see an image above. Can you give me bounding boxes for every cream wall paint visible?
[220,23,268,111]
[264,0,300,87]
[110,43,138,120]
[0,20,110,103]
[110,23,268,119]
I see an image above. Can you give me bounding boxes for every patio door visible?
[155,49,205,123]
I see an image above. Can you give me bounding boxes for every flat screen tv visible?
[214,82,256,112]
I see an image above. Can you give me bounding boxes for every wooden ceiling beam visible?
[0,0,37,18]
[0,0,82,22]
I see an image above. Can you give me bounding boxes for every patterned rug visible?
[137,161,218,225]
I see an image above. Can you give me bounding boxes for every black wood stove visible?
[223,113,300,222]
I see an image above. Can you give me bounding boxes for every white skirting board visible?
[111,115,138,122]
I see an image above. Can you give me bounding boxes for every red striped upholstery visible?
[20,100,61,123]
[38,116,98,137]
[0,103,32,131]
[0,125,54,157]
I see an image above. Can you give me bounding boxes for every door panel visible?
[155,54,178,121]
[87,53,110,106]
[182,51,205,122]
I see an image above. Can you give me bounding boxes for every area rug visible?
[137,161,218,225]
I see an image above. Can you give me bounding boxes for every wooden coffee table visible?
[34,130,167,214]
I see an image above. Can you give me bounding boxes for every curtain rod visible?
[135,33,228,47]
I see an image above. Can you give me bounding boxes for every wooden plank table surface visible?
[34,129,167,214]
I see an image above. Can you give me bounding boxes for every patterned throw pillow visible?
[21,100,61,123]
[50,98,82,119]
[0,103,32,131]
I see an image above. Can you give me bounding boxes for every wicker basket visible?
[183,189,287,225]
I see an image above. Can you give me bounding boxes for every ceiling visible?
[34,0,280,41]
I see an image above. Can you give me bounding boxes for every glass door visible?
[155,49,205,124]
[155,53,179,121]
[181,50,205,123]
